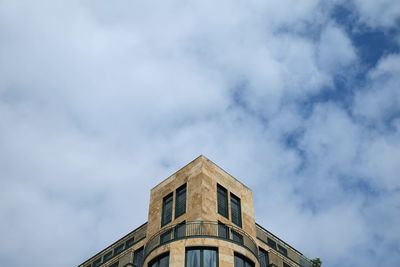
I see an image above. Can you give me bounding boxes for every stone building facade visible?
[78,156,313,267]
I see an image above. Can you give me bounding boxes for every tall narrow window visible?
[175,184,187,218]
[149,252,169,267]
[230,193,242,227]
[186,247,217,267]
[134,246,144,267]
[259,248,269,267]
[234,253,254,267]
[217,184,228,218]
[161,193,173,226]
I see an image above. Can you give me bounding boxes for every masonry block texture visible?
[78,156,313,267]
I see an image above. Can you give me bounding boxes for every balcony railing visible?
[144,221,259,260]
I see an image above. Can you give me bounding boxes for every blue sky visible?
[0,1,399,267]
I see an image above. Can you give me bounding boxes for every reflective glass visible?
[203,249,217,267]
[186,250,201,267]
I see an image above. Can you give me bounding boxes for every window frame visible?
[230,193,242,227]
[259,248,270,267]
[277,244,288,256]
[185,247,219,267]
[234,252,255,267]
[161,193,173,226]
[134,246,144,267]
[217,184,229,219]
[175,184,187,219]
[148,252,170,267]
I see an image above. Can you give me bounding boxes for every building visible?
[78,156,314,267]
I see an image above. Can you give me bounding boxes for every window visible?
[259,248,269,267]
[234,253,254,267]
[175,184,187,218]
[126,237,135,248]
[103,251,113,262]
[230,193,242,227]
[186,247,218,267]
[160,229,173,244]
[114,243,124,255]
[175,221,186,238]
[231,229,243,244]
[267,237,277,250]
[283,263,291,267]
[149,252,169,267]
[277,244,288,256]
[93,258,102,267]
[161,193,173,226]
[217,185,228,218]
[218,222,228,239]
[134,247,144,267]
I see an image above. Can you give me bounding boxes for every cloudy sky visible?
[1,0,399,266]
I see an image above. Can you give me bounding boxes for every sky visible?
[0,0,399,266]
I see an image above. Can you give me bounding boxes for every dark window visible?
[93,258,102,267]
[234,253,254,267]
[126,237,135,248]
[175,184,187,218]
[160,229,172,244]
[218,222,228,239]
[217,185,228,218]
[149,252,169,267]
[161,193,173,226]
[110,262,119,267]
[277,244,288,256]
[186,247,218,267]
[283,263,291,267]
[231,229,243,244]
[267,237,277,250]
[230,193,242,227]
[175,221,186,238]
[134,247,144,267]
[114,243,124,255]
[103,251,113,262]
[259,248,269,267]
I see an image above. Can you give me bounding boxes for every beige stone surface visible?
[147,155,256,239]
[144,238,260,267]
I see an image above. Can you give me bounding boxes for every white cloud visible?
[354,54,400,125]
[317,24,357,74]
[353,0,400,28]
[0,0,399,267]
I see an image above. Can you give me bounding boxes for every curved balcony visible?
[144,221,259,261]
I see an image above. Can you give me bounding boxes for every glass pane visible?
[259,250,269,267]
[234,255,244,267]
[186,250,201,267]
[162,194,173,225]
[175,223,186,238]
[150,261,158,267]
[231,194,242,227]
[232,230,243,244]
[218,223,228,239]
[160,229,172,244]
[217,185,228,218]
[203,249,217,267]
[159,254,169,267]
